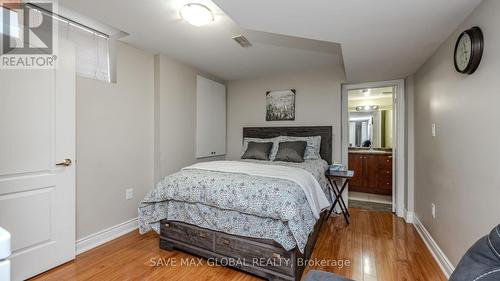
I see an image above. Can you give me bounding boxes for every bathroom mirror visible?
[348,110,392,148]
[347,86,394,149]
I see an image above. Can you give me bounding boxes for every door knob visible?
[56,159,72,167]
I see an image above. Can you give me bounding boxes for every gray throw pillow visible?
[274,141,307,163]
[280,136,322,160]
[242,137,280,160]
[241,142,273,160]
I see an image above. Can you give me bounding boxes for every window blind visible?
[59,21,111,82]
[2,4,113,82]
[0,6,20,38]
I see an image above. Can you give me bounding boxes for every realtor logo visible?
[1,0,57,69]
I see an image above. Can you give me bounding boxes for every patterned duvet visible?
[138,159,331,253]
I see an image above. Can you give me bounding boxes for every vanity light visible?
[179,3,214,27]
[356,105,379,112]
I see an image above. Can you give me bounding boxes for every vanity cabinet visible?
[348,152,392,195]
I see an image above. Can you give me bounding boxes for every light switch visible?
[125,188,134,200]
[432,123,436,137]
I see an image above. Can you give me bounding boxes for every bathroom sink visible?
[348,150,392,154]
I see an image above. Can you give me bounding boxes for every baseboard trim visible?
[404,209,414,223]
[76,217,138,255]
[413,215,454,278]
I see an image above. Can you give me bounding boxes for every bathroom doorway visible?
[347,87,394,211]
[341,80,406,217]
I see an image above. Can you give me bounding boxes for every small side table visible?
[325,170,354,224]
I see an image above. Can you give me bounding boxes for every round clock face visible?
[454,27,484,74]
[455,33,472,72]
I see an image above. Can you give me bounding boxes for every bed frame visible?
[160,126,333,281]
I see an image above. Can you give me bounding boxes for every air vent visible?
[232,35,252,48]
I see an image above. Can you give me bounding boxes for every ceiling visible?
[212,0,482,82]
[348,86,394,100]
[348,88,394,110]
[58,0,344,81]
[58,0,482,82]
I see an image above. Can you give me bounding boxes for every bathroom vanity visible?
[348,150,393,195]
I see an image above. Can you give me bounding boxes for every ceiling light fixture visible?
[179,3,214,27]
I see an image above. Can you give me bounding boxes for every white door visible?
[196,75,226,158]
[0,40,76,280]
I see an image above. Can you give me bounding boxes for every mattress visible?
[138,159,331,252]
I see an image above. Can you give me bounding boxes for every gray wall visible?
[76,42,154,239]
[155,54,225,181]
[76,46,225,240]
[226,66,346,163]
[413,0,500,265]
[405,76,415,214]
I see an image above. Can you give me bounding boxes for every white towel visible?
[182,161,330,218]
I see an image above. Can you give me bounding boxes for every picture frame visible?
[266,89,296,121]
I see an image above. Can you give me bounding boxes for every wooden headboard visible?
[243,126,333,164]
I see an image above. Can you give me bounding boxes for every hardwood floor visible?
[30,208,447,281]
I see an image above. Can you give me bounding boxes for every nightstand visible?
[325,170,354,224]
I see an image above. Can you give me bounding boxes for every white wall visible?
[226,66,346,163]
[155,55,225,180]
[413,0,500,265]
[76,42,154,239]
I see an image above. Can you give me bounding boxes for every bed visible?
[138,126,333,281]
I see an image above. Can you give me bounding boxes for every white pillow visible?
[279,136,322,160]
[242,137,280,160]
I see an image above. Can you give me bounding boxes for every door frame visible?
[341,79,406,217]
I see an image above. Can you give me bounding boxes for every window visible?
[3,4,113,82]
[0,6,20,38]
[59,22,111,82]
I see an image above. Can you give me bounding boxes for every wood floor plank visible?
[29,208,447,281]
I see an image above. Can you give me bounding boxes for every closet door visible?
[0,39,76,281]
[196,75,226,158]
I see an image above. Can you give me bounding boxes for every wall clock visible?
[454,26,484,74]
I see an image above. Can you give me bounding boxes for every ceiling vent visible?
[232,35,252,48]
